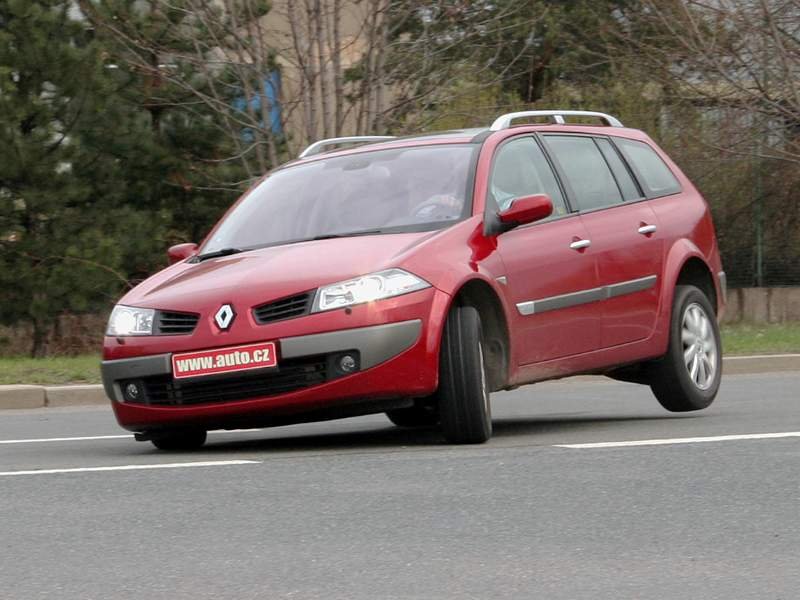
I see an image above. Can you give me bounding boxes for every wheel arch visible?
[676,257,718,314]
[447,277,511,391]
[662,238,719,308]
[650,239,720,356]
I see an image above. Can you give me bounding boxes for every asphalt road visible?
[1,373,799,599]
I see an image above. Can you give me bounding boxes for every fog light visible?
[339,354,357,373]
[124,382,141,401]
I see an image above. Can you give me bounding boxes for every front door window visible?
[488,137,568,216]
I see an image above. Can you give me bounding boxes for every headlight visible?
[106,305,155,336]
[312,269,430,313]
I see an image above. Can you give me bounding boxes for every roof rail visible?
[299,136,397,159]
[489,110,623,131]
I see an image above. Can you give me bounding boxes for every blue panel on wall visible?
[233,70,283,139]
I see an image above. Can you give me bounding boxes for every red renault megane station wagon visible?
[101,110,726,450]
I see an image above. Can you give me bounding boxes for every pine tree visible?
[0,0,243,356]
[0,0,117,355]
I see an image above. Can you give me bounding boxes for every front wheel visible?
[650,285,721,412]
[437,305,492,444]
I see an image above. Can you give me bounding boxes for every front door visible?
[490,136,601,364]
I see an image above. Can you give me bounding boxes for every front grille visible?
[131,356,330,406]
[253,291,313,325]
[155,310,199,335]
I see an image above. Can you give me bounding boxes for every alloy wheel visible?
[681,302,718,390]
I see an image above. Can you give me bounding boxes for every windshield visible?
[201,144,475,254]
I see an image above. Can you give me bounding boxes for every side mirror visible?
[497,194,553,230]
[167,242,198,264]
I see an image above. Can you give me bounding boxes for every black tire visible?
[386,402,438,428]
[437,305,492,444]
[650,284,722,412]
[151,429,207,451]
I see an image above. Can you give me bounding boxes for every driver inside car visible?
[412,193,463,221]
[409,158,466,222]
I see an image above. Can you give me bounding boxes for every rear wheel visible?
[386,402,438,428]
[650,285,721,412]
[437,305,492,444]
[150,429,207,451]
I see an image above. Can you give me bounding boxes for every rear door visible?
[490,136,601,364]
[542,134,664,347]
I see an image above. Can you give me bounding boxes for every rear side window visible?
[544,135,623,211]
[595,138,642,201]
[616,138,681,196]
[489,137,568,217]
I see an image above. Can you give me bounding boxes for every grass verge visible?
[721,322,800,356]
[0,323,798,385]
[0,355,101,385]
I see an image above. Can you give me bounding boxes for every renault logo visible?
[214,304,236,331]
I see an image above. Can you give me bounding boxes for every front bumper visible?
[102,318,441,432]
[102,319,422,402]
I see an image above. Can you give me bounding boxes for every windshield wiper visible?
[196,231,384,259]
[195,247,245,262]
[310,229,383,241]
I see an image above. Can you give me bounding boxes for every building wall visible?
[724,288,800,323]
[260,0,375,155]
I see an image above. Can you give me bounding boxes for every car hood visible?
[120,231,441,312]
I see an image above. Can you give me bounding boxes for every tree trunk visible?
[328,0,344,136]
[315,0,331,139]
[372,1,388,133]
[31,320,47,358]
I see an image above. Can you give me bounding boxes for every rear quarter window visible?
[594,137,642,202]
[616,138,682,197]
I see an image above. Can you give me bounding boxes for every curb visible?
[0,384,108,410]
[722,353,800,375]
[0,385,47,410]
[45,385,109,408]
[0,354,798,410]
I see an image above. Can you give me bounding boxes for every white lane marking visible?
[555,431,800,449]
[0,435,130,445]
[724,353,800,360]
[0,460,260,477]
[0,430,264,445]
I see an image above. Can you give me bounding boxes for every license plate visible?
[171,341,277,380]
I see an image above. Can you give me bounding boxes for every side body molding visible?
[516,275,658,316]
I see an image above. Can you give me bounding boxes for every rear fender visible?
[653,238,713,355]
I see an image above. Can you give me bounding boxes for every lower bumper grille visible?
[122,352,359,407]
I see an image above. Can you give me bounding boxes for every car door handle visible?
[638,224,657,235]
[569,239,592,250]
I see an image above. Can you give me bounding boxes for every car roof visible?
[285,129,484,165]
[283,111,650,169]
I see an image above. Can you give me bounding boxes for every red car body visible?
[101,113,725,441]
